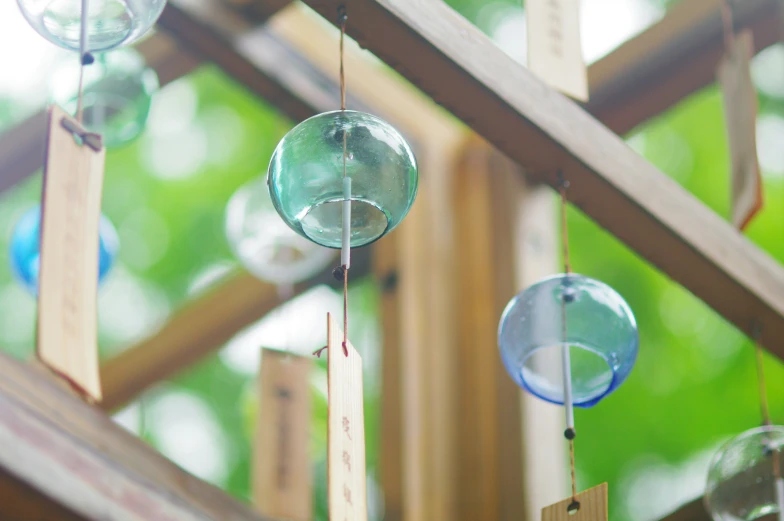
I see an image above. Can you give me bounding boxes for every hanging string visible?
[720,0,735,51]
[338,5,350,357]
[753,335,771,427]
[339,6,347,112]
[76,0,94,123]
[752,325,783,521]
[558,171,578,510]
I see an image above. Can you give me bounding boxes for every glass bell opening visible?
[226,179,335,285]
[53,49,159,147]
[521,343,615,405]
[9,204,119,295]
[498,273,638,407]
[17,0,167,52]
[267,110,418,249]
[706,425,784,521]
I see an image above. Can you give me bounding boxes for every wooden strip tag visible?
[327,313,368,521]
[717,30,763,230]
[542,483,608,521]
[527,0,588,101]
[253,349,313,521]
[37,105,106,402]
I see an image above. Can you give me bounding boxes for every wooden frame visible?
[299,0,784,361]
[0,0,781,519]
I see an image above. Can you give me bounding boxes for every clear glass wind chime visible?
[705,332,784,521]
[498,174,638,514]
[10,0,165,293]
[704,3,783,518]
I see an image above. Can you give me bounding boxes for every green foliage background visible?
[0,1,782,520]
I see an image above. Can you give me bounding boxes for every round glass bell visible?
[17,0,167,53]
[706,425,784,521]
[52,48,158,148]
[226,178,335,285]
[9,205,119,295]
[267,110,418,249]
[497,273,638,407]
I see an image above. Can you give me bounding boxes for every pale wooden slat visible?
[327,313,368,521]
[541,483,608,521]
[717,30,763,229]
[37,105,105,401]
[514,181,570,517]
[527,0,587,101]
[253,349,312,521]
[300,0,784,362]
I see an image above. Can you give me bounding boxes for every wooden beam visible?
[659,498,710,521]
[155,1,325,122]
[587,0,783,135]
[0,352,275,521]
[99,249,368,412]
[299,0,784,361]
[0,0,374,194]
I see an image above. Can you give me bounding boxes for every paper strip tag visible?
[253,349,312,521]
[542,483,607,521]
[327,313,368,521]
[36,105,105,402]
[717,30,764,230]
[527,0,589,101]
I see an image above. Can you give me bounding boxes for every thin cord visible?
[720,0,735,51]
[338,5,350,357]
[76,0,89,122]
[342,268,349,356]
[754,340,771,427]
[560,178,571,275]
[558,171,578,507]
[568,439,577,502]
[339,7,347,112]
[76,65,86,123]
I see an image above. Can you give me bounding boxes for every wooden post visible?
[374,233,403,521]
[451,136,566,521]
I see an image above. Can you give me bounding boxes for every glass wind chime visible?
[10,0,165,293]
[225,177,335,292]
[498,175,638,515]
[267,7,417,328]
[704,3,783,518]
[705,334,784,521]
[266,10,417,520]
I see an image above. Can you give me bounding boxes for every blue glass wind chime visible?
[498,174,639,512]
[10,0,165,293]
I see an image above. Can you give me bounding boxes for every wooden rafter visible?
[0,353,276,521]
[299,0,784,362]
[587,0,782,134]
[99,249,369,412]
[95,0,784,420]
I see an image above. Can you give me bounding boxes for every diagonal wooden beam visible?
[0,353,277,521]
[99,248,370,412]
[299,0,784,361]
[586,0,782,135]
